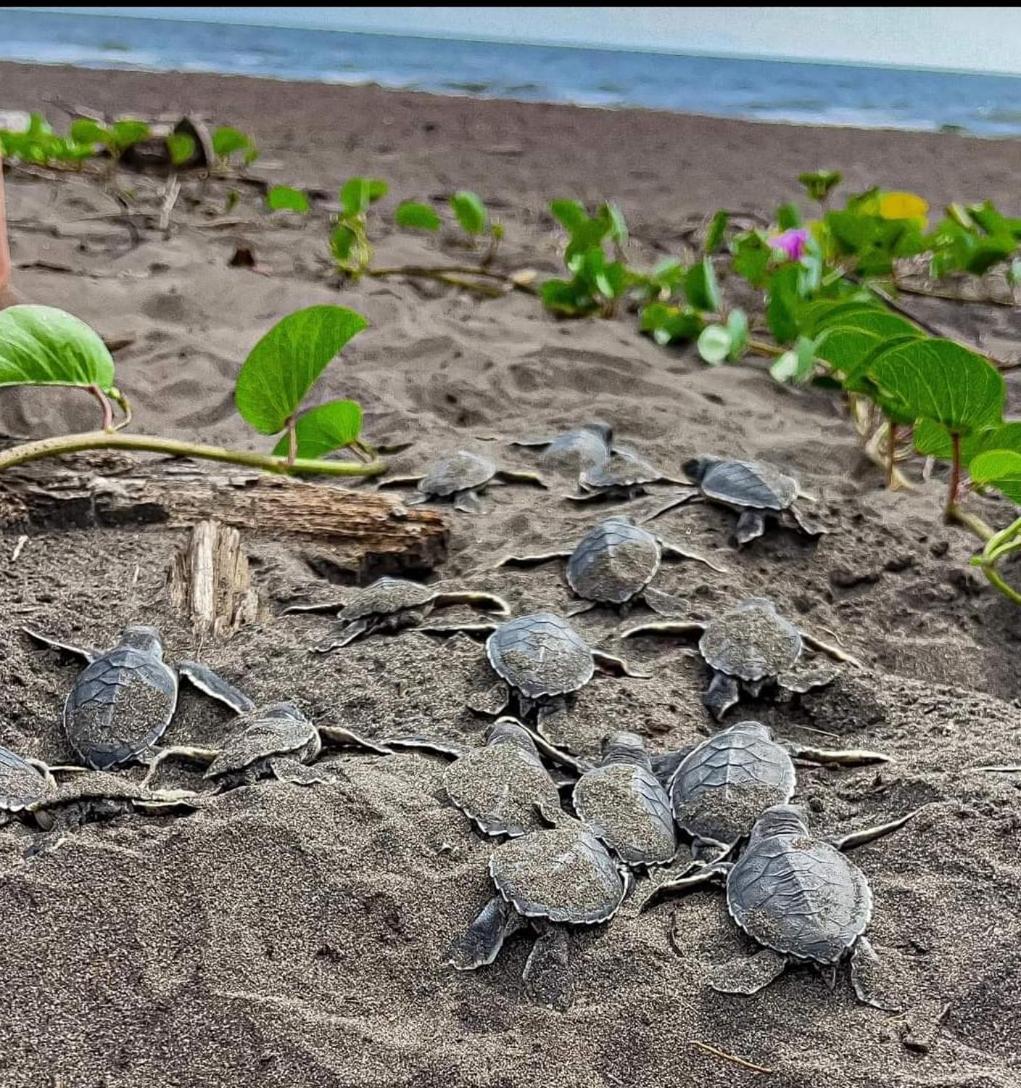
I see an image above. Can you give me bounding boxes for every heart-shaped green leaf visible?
[684,258,721,312]
[969,450,1021,504]
[550,199,588,233]
[450,191,487,235]
[395,201,442,231]
[266,185,310,213]
[212,125,251,159]
[0,305,115,391]
[697,325,731,365]
[868,338,1004,434]
[915,419,1021,463]
[271,399,363,459]
[340,177,388,217]
[167,132,197,166]
[235,305,368,435]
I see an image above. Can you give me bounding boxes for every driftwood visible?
[167,519,261,638]
[0,466,448,579]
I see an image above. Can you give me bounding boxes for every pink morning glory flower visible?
[770,227,810,261]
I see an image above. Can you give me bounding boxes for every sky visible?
[14,6,1021,75]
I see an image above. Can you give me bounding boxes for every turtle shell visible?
[490,824,625,924]
[727,809,872,964]
[541,425,612,474]
[699,598,802,682]
[581,449,660,492]
[419,451,496,498]
[695,459,798,511]
[486,613,595,700]
[566,517,661,605]
[205,703,319,780]
[574,761,676,866]
[444,731,560,838]
[0,748,54,813]
[342,578,437,623]
[670,721,795,849]
[64,646,179,770]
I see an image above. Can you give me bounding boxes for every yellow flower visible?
[878,191,929,224]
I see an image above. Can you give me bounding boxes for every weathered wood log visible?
[167,519,261,638]
[0,465,448,579]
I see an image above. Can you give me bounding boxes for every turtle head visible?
[729,720,773,741]
[582,421,614,445]
[600,731,648,767]
[118,625,163,656]
[682,456,721,484]
[485,717,534,750]
[749,803,810,843]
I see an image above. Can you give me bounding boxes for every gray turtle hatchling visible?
[496,515,726,616]
[572,732,677,868]
[623,597,860,720]
[24,625,253,771]
[645,456,823,545]
[645,803,915,1008]
[284,576,511,651]
[0,746,89,830]
[668,721,888,862]
[379,449,546,513]
[143,701,391,790]
[510,421,614,475]
[385,717,586,838]
[448,816,627,1008]
[568,447,683,504]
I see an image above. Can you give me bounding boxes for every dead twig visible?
[688,1040,773,1075]
[11,535,28,562]
[158,173,182,236]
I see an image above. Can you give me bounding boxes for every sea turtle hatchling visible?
[567,447,684,504]
[422,611,649,730]
[623,597,861,720]
[448,815,628,1008]
[644,456,823,545]
[644,803,916,1008]
[283,576,511,651]
[24,625,254,771]
[384,717,585,838]
[142,700,391,790]
[495,515,726,615]
[510,421,614,475]
[378,449,546,513]
[572,731,677,868]
[0,746,89,830]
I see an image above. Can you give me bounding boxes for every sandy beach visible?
[0,60,1020,1087]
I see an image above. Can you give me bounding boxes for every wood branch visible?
[166,519,261,638]
[0,465,448,579]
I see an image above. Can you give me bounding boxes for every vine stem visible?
[87,385,114,431]
[0,431,388,478]
[945,432,963,522]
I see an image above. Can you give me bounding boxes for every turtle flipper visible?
[453,489,484,514]
[659,541,728,574]
[417,621,500,637]
[733,509,767,546]
[798,630,864,668]
[447,895,524,970]
[431,590,511,616]
[636,858,732,912]
[377,475,425,490]
[849,936,899,1011]
[830,809,918,853]
[494,469,547,489]
[316,725,392,756]
[522,925,574,1010]
[789,744,890,766]
[704,671,741,721]
[142,744,221,788]
[591,649,652,678]
[177,661,254,713]
[269,757,332,786]
[620,619,705,641]
[639,489,701,524]
[508,436,554,449]
[492,550,571,569]
[281,599,348,616]
[640,587,690,617]
[648,745,696,789]
[776,659,841,694]
[708,948,788,995]
[785,503,826,537]
[313,619,370,652]
[380,735,467,760]
[22,627,98,664]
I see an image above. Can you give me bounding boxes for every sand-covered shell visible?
[727,805,872,964]
[699,598,802,682]
[670,721,795,849]
[204,703,319,781]
[490,824,625,924]
[486,613,595,700]
[687,458,799,512]
[580,449,660,492]
[342,578,437,622]
[539,424,613,474]
[566,517,661,605]
[0,748,55,813]
[418,451,496,498]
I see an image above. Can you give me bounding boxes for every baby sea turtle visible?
[645,456,823,545]
[568,447,682,504]
[448,816,627,1008]
[623,597,860,720]
[283,576,511,651]
[142,700,391,790]
[24,625,253,771]
[385,717,585,838]
[0,747,89,830]
[646,803,915,1007]
[573,732,676,868]
[658,721,890,866]
[496,515,725,615]
[379,449,546,513]
[510,421,614,474]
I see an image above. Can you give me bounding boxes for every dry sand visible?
[0,61,1020,1087]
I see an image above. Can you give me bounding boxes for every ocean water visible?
[0,8,1019,136]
